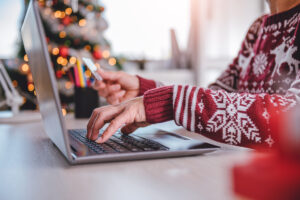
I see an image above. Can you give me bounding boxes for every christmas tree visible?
[16,0,122,112]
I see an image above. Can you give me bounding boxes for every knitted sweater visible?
[138,4,300,148]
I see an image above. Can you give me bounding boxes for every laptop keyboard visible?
[69,129,168,154]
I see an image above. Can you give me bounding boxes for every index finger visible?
[92,81,106,90]
[97,70,121,82]
[96,111,128,143]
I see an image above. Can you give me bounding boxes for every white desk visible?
[0,115,251,200]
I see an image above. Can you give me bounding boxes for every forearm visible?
[143,85,298,149]
[137,75,164,96]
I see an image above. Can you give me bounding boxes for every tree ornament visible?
[59,46,69,57]
[56,70,63,79]
[62,16,72,26]
[93,49,102,60]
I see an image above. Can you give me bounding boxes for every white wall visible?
[101,0,190,60]
[191,0,266,86]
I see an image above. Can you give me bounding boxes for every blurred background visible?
[0,0,268,113]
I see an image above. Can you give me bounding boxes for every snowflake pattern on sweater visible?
[141,4,300,148]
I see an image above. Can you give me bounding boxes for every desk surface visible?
[0,114,251,200]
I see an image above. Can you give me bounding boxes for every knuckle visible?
[92,108,100,115]
[110,120,119,128]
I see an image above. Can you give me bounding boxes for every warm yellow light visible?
[65,7,72,15]
[108,58,117,66]
[85,70,92,78]
[28,83,35,92]
[84,45,91,51]
[34,91,37,96]
[52,47,59,55]
[57,56,64,64]
[86,5,94,11]
[54,11,61,18]
[60,11,66,18]
[61,58,68,66]
[102,50,110,59]
[61,108,67,116]
[59,31,66,38]
[23,97,27,104]
[69,56,77,64]
[65,81,72,89]
[79,19,86,27]
[24,54,29,62]
[93,45,100,51]
[21,63,29,73]
[12,80,18,87]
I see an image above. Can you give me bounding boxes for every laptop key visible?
[69,129,168,154]
[110,136,143,152]
[105,140,131,153]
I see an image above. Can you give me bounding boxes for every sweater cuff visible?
[137,75,157,96]
[143,86,174,124]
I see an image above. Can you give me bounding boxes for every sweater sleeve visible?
[144,81,299,149]
[137,75,164,96]
[208,16,265,92]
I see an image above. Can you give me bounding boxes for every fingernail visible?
[96,137,103,143]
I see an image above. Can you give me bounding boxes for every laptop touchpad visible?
[137,130,215,151]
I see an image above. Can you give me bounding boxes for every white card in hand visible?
[82,57,103,81]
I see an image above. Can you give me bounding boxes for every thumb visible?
[121,122,150,134]
[97,69,120,82]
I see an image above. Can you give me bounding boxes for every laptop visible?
[21,0,218,164]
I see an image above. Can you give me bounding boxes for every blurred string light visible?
[79,19,86,26]
[69,56,77,64]
[27,83,35,92]
[102,50,110,59]
[52,47,59,55]
[86,5,94,11]
[61,58,68,66]
[65,81,72,89]
[65,7,72,15]
[54,10,61,18]
[21,63,30,73]
[84,45,91,51]
[57,56,64,64]
[59,31,66,38]
[54,10,66,19]
[24,54,29,62]
[108,58,116,66]
[12,80,18,87]
[60,12,66,18]
[61,108,67,116]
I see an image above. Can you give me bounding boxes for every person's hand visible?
[86,97,149,143]
[93,70,139,105]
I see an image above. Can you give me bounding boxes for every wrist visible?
[143,86,174,124]
[136,75,157,96]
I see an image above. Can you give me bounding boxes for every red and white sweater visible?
[139,4,300,149]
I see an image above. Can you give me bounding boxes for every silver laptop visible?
[21,0,218,164]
